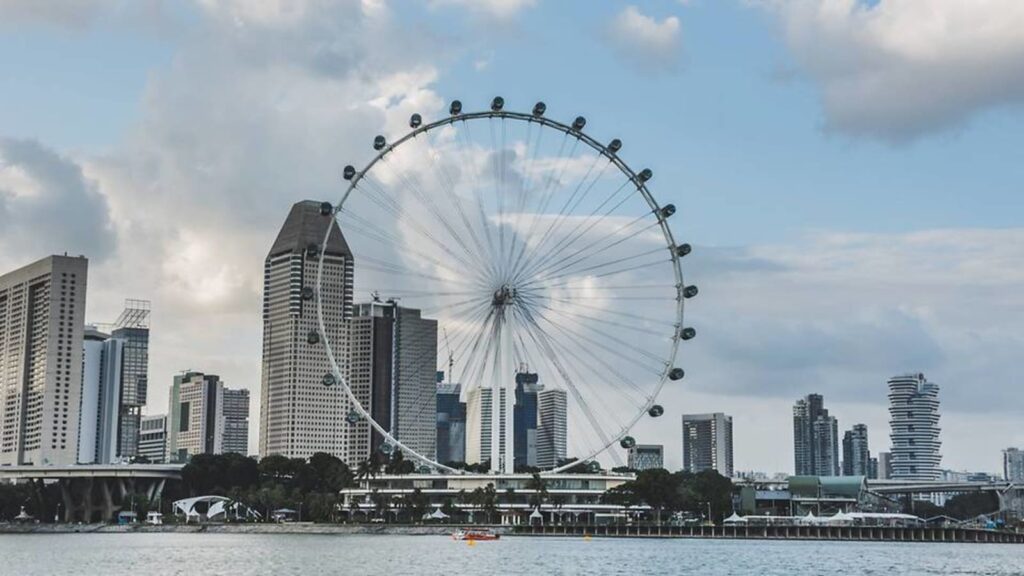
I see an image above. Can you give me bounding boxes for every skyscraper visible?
[536,388,567,469]
[259,200,354,460]
[0,255,88,466]
[877,451,892,480]
[348,300,437,463]
[167,371,248,460]
[109,300,150,459]
[465,387,506,466]
[842,424,870,477]
[793,394,839,476]
[77,326,124,464]
[513,369,539,470]
[628,444,664,471]
[138,414,167,463]
[1004,448,1024,483]
[888,373,941,481]
[682,413,734,477]
[436,377,466,465]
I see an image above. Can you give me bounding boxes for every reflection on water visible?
[0,533,1021,576]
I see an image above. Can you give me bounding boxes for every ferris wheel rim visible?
[316,101,688,475]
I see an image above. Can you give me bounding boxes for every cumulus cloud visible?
[0,139,116,269]
[606,5,682,73]
[759,0,1024,141]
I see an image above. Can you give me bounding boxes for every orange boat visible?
[452,529,500,541]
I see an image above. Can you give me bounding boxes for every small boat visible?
[452,528,500,541]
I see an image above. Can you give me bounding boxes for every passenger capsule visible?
[638,168,653,182]
[659,204,676,219]
[306,243,320,258]
[319,202,333,216]
[683,285,699,299]
[346,410,361,424]
[669,367,685,381]
[307,330,320,345]
[343,165,356,180]
[301,286,314,301]
[373,135,386,150]
[681,327,696,340]
[410,113,422,128]
[619,436,636,449]
[648,405,664,418]
[533,102,546,117]
[449,100,463,116]
[587,461,601,473]
[607,139,622,153]
[322,373,337,387]
[571,116,587,132]
[675,243,692,257]
[380,443,394,455]
[491,96,504,111]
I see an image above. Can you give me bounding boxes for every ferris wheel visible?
[315,97,696,475]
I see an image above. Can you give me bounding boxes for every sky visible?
[1,0,1022,474]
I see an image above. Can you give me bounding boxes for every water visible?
[0,534,1021,575]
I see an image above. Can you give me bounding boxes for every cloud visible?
[758,0,1024,141]
[428,0,536,19]
[606,5,682,73]
[0,139,116,269]
[0,0,114,27]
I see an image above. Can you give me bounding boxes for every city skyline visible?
[1,1,1022,473]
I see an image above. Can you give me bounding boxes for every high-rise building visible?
[259,200,354,461]
[348,300,437,463]
[877,451,892,480]
[682,413,734,477]
[138,414,167,463]
[0,255,88,466]
[465,387,506,466]
[868,456,879,480]
[513,369,539,470]
[77,326,124,464]
[536,389,567,469]
[167,371,249,461]
[842,424,870,477]
[793,394,840,476]
[1005,448,1024,483]
[109,300,150,459]
[888,373,941,481]
[436,378,466,465]
[628,444,664,471]
[221,388,250,455]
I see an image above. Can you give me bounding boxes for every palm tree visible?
[527,472,549,509]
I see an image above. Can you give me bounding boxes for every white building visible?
[465,387,506,466]
[536,389,567,469]
[628,444,664,471]
[167,372,249,461]
[0,255,88,466]
[259,200,354,460]
[77,326,124,464]
[888,373,941,481]
[138,414,167,463]
[682,413,734,477]
[1004,448,1024,483]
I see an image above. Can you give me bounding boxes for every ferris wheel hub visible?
[491,284,518,308]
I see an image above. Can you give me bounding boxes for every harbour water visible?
[1,533,1022,575]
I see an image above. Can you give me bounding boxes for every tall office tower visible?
[138,414,167,463]
[536,388,567,469]
[221,388,250,455]
[465,387,507,466]
[877,451,892,480]
[513,369,540,470]
[167,371,249,460]
[628,444,664,471]
[348,300,437,463]
[77,326,124,464]
[436,378,466,465]
[681,413,735,477]
[109,300,150,459]
[1004,448,1024,483]
[260,200,353,460]
[842,424,870,476]
[793,394,840,476]
[888,373,941,481]
[0,255,88,466]
[868,457,879,480]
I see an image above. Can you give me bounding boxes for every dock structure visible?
[514,523,1024,544]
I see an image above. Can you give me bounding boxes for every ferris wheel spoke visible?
[524,217,659,283]
[518,291,679,327]
[456,121,503,275]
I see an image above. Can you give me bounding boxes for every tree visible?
[370,489,391,521]
[308,452,353,492]
[408,488,430,523]
[527,472,549,509]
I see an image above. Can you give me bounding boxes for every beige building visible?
[259,201,354,460]
[0,255,88,466]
